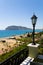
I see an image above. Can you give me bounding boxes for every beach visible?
[0,33,28,55]
[0,32,40,55]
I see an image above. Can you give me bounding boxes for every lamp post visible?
[31,14,37,45]
[27,14,40,58]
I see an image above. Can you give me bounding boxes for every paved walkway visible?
[38,55,43,59]
[20,57,34,65]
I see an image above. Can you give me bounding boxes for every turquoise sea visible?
[0,30,42,38]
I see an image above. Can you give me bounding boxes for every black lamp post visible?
[31,14,37,45]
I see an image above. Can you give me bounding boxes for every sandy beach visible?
[0,35,19,55]
[0,32,35,55]
[0,33,26,55]
[0,32,39,55]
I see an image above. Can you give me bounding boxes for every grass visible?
[18,32,43,54]
[0,43,27,62]
[18,37,32,43]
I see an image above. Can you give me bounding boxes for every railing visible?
[0,47,29,65]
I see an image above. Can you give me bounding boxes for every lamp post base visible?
[32,42,36,45]
[27,43,40,58]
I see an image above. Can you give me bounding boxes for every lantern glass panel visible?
[32,18,37,25]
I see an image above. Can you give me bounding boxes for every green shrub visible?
[39,48,43,54]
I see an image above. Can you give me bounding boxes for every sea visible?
[0,30,43,38]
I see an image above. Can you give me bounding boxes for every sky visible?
[0,0,43,30]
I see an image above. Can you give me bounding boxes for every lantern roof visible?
[31,14,37,19]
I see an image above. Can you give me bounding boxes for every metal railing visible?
[0,47,29,65]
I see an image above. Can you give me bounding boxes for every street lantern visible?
[31,14,37,45]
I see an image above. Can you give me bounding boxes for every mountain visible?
[5,26,32,30]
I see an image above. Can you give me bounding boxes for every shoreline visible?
[0,29,42,38]
[0,33,28,55]
[0,32,40,55]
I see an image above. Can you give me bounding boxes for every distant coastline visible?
[5,25,32,30]
[5,25,43,31]
[0,25,42,38]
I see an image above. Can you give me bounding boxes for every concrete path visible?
[20,57,34,65]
